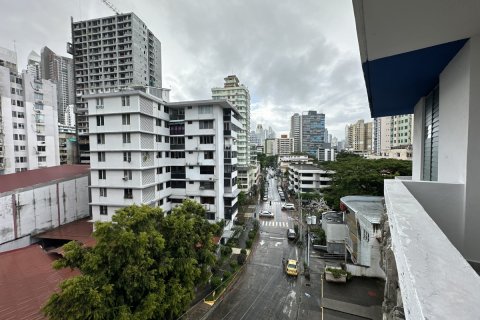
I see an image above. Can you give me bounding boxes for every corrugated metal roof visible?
[341,196,384,224]
[0,245,79,320]
[0,165,90,194]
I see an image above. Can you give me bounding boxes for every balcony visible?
[383,179,480,319]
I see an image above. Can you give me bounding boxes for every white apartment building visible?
[354,1,480,318]
[373,114,414,156]
[87,87,241,225]
[264,138,277,156]
[0,47,60,174]
[287,163,332,194]
[290,113,301,153]
[212,75,252,192]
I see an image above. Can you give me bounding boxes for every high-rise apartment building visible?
[88,88,241,223]
[301,110,326,157]
[41,46,75,126]
[212,75,252,191]
[0,47,60,174]
[345,119,373,153]
[373,114,414,156]
[71,13,162,164]
[277,134,294,156]
[290,113,301,153]
[265,138,277,156]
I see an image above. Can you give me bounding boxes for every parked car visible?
[287,228,297,240]
[259,210,274,218]
[285,259,298,276]
[282,203,295,210]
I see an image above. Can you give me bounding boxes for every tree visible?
[43,200,219,320]
[323,156,412,209]
[238,191,248,207]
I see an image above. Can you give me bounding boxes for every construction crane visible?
[100,0,121,15]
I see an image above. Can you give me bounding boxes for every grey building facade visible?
[290,113,301,153]
[71,13,162,164]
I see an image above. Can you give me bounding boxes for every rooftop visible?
[35,218,95,248]
[0,245,79,320]
[0,165,90,195]
[289,164,327,171]
[341,196,384,224]
[322,211,344,224]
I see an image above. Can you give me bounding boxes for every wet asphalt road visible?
[205,171,321,320]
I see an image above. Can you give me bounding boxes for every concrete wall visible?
[0,175,89,251]
[402,181,465,253]
[412,98,424,181]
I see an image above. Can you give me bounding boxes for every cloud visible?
[0,0,371,139]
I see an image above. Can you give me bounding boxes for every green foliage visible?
[220,245,232,257]
[210,276,222,289]
[245,239,253,249]
[43,200,218,320]
[238,191,248,207]
[323,156,412,209]
[312,228,326,245]
[300,192,321,201]
[229,260,238,270]
[237,253,247,265]
[240,248,247,255]
[223,271,232,280]
[294,224,299,235]
[257,154,278,169]
[252,220,260,232]
[326,268,350,279]
[248,230,256,240]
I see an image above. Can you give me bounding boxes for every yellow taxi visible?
[285,259,298,276]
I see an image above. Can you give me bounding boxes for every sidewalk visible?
[322,298,382,320]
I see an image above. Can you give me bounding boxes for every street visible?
[205,170,322,320]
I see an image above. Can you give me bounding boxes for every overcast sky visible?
[0,0,371,139]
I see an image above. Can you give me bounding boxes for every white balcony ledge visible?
[384,179,480,320]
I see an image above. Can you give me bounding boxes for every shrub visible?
[246,239,253,249]
[252,219,260,231]
[211,276,222,289]
[240,248,247,255]
[221,245,232,257]
[223,271,232,280]
[294,224,299,235]
[248,230,256,239]
[237,253,247,265]
[326,268,348,279]
[229,260,238,270]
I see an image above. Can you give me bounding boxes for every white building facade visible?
[88,88,241,225]
[0,47,60,174]
[212,75,252,192]
[287,163,332,194]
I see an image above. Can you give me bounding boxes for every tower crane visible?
[100,0,121,15]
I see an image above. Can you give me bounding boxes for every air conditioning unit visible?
[122,176,128,181]
[96,105,104,109]
[128,159,131,163]
[199,186,205,190]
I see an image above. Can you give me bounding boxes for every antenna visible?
[100,0,122,15]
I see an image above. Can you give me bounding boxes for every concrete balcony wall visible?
[402,180,465,252]
[384,179,480,320]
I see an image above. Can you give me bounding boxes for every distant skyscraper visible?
[71,13,162,164]
[301,110,326,156]
[26,51,41,80]
[373,114,414,156]
[345,119,373,153]
[255,123,265,146]
[41,46,75,126]
[290,113,301,153]
[212,75,252,191]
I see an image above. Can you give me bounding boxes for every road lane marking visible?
[269,236,285,240]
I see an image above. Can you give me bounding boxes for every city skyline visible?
[0,0,371,140]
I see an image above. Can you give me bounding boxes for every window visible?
[171,151,185,158]
[158,199,164,206]
[124,188,133,199]
[156,167,163,174]
[200,136,214,144]
[171,181,186,188]
[165,136,169,143]
[157,183,164,191]
[200,166,215,174]
[165,151,170,158]
[122,132,131,143]
[423,86,439,181]
[96,115,104,126]
[166,181,171,188]
[17,112,24,118]
[99,205,108,215]
[99,170,106,179]
[166,167,171,173]
[156,135,162,142]
[97,133,105,144]
[38,156,46,162]
[156,119,162,126]
[122,114,130,125]
[12,111,16,117]
[200,181,215,190]
[204,151,214,159]
[123,151,131,162]
[199,120,214,129]
[100,188,107,197]
[98,152,106,162]
[198,105,213,114]
[96,97,104,106]
[123,170,132,180]
[156,151,162,158]
[121,96,130,106]
[164,106,169,113]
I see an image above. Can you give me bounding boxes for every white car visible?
[259,210,274,218]
[282,203,295,210]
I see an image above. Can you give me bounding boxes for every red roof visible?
[35,218,95,247]
[0,245,79,320]
[0,165,90,194]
